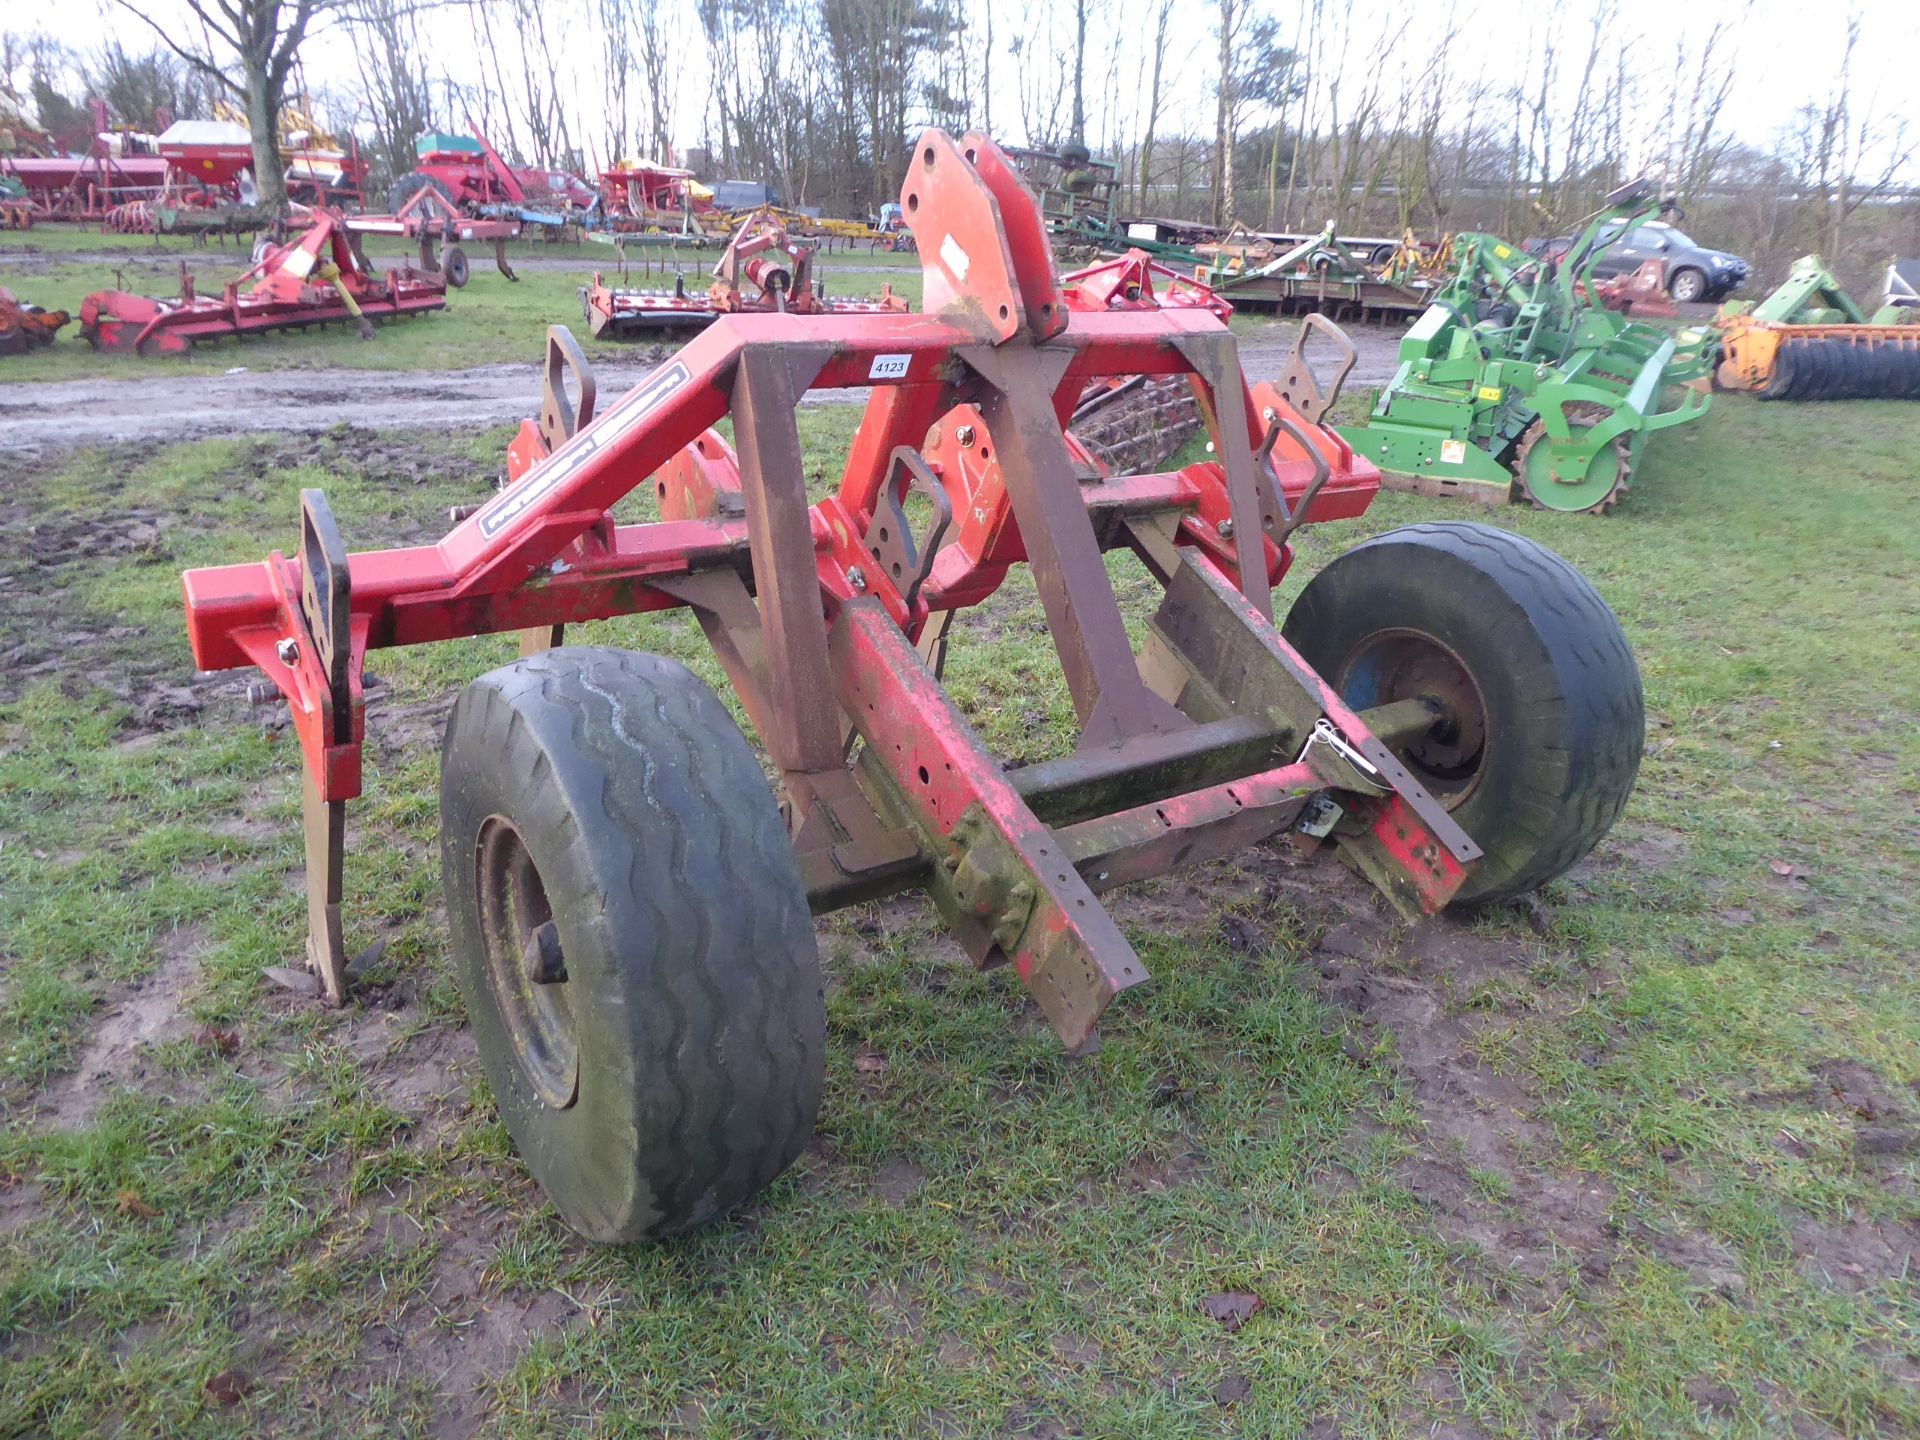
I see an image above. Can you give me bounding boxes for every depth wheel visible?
[439,243,470,288]
[1282,522,1643,905]
[1513,401,1631,514]
[440,646,825,1241]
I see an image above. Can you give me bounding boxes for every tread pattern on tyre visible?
[1282,521,1643,905]
[441,646,823,1241]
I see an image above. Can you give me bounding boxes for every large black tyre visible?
[386,170,456,217]
[1281,522,1643,905]
[440,646,825,1242]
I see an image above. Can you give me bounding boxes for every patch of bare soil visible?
[343,1188,585,1440]
[1737,1055,1920,1293]
[41,926,207,1130]
[1255,861,1628,1294]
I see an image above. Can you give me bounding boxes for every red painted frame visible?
[181,129,1480,1043]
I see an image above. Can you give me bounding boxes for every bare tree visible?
[1135,0,1175,212]
[111,0,328,212]
[600,0,632,167]
[1210,0,1246,223]
[636,0,674,159]
[1069,0,1089,146]
[344,0,432,190]
[89,42,212,131]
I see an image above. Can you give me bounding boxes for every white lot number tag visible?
[869,353,912,381]
[1440,439,1467,465]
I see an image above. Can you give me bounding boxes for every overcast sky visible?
[8,0,1918,178]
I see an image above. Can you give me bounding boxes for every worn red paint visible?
[180,126,1474,1039]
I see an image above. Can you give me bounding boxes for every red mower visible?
[183,132,1643,1243]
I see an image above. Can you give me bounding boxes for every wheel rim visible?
[1337,628,1489,805]
[1519,418,1629,512]
[475,817,579,1108]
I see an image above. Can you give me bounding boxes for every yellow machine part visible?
[1716,315,1920,399]
[1714,314,1781,392]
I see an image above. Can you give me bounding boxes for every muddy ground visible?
[0,320,1406,455]
[6,369,1913,1436]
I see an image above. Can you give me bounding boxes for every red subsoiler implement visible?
[346,182,523,288]
[79,210,446,356]
[183,132,1643,1242]
[583,205,907,337]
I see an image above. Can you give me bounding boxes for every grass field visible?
[0,230,1314,387]
[0,233,924,382]
[0,369,1916,1436]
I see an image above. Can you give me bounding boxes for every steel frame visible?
[182,131,1480,1047]
[347,184,524,282]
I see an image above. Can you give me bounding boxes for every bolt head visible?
[523,920,568,984]
[1216,517,1235,538]
[848,566,868,592]
[955,424,977,447]
[275,637,299,666]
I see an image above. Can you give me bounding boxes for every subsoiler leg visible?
[302,767,349,1004]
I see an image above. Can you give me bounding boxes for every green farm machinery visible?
[1336,179,1712,514]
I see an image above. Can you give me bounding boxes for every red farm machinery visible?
[595,158,717,235]
[0,288,69,354]
[79,210,445,355]
[346,182,523,288]
[388,130,595,226]
[182,131,1644,1243]
[582,205,907,337]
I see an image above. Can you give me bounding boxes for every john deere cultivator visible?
[79,211,445,355]
[1337,180,1711,513]
[1715,255,1920,400]
[183,131,1644,1243]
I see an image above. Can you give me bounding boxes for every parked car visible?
[1528,220,1749,302]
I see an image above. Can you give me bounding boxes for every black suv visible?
[1530,221,1749,302]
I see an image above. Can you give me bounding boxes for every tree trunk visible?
[1213,0,1233,224]
[1138,0,1170,213]
[245,63,287,213]
[1071,0,1088,144]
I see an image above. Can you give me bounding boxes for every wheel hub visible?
[475,818,579,1108]
[1337,629,1489,804]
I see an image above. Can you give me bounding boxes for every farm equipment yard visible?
[2,163,1917,1440]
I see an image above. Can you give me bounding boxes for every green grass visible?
[0,225,922,382]
[0,388,1915,1437]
